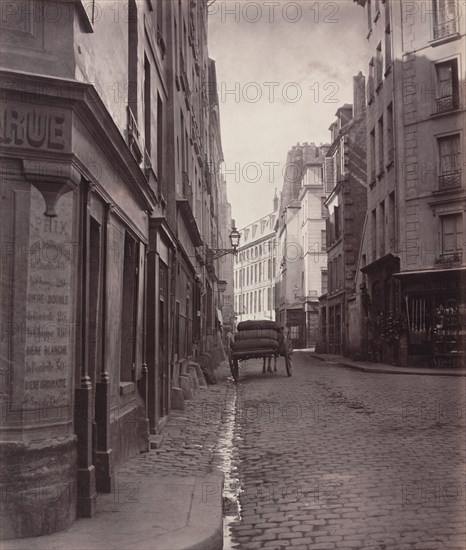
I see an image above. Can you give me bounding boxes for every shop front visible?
[397,268,466,368]
[361,254,401,363]
[0,72,156,539]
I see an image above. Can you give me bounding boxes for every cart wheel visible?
[285,352,292,377]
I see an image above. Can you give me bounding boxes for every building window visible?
[290,326,300,340]
[370,128,376,183]
[267,288,272,310]
[387,103,394,166]
[143,54,152,163]
[371,209,377,260]
[120,233,139,381]
[368,58,375,102]
[438,134,461,189]
[321,271,328,295]
[378,115,384,175]
[259,262,262,282]
[380,200,386,256]
[258,290,262,312]
[433,0,458,40]
[441,213,463,258]
[388,192,396,251]
[321,197,328,218]
[156,93,163,182]
[334,205,341,240]
[435,59,459,114]
[385,24,392,73]
[321,230,327,251]
[375,42,383,89]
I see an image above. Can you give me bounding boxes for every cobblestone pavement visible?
[117,361,234,479]
[226,352,466,550]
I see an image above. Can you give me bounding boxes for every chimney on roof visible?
[353,71,366,120]
[273,189,279,211]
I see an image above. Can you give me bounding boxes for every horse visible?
[262,354,278,373]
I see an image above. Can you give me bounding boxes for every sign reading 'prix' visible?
[21,187,74,412]
[0,103,70,151]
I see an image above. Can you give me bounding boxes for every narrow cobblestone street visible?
[224,353,466,550]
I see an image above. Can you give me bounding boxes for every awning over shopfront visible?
[394,267,466,277]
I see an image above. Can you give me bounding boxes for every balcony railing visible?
[127,107,142,164]
[434,251,463,266]
[433,18,458,40]
[436,94,460,114]
[439,170,461,190]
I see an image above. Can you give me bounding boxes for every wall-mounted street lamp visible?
[208,222,241,261]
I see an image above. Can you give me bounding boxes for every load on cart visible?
[227,320,292,381]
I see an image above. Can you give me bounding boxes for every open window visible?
[435,59,459,114]
[438,133,461,190]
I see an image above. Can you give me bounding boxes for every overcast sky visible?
[208,0,368,229]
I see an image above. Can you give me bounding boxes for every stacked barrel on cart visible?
[231,320,283,356]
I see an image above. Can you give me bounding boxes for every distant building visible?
[234,197,279,324]
[275,143,330,349]
[317,74,367,357]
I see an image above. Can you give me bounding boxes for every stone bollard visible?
[179,375,193,400]
[189,361,208,387]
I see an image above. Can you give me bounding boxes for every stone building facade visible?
[0,0,232,539]
[353,0,465,366]
[318,75,368,357]
[276,143,329,349]
[234,197,278,325]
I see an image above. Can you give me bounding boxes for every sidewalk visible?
[301,351,466,377]
[2,362,234,550]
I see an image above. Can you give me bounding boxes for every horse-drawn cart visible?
[227,320,292,381]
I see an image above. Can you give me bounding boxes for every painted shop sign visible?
[431,356,465,369]
[19,186,74,412]
[404,279,466,293]
[0,103,70,151]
